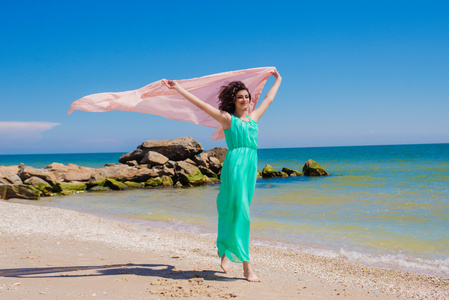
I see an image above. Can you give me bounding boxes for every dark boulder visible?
[175,161,210,186]
[302,159,329,176]
[204,147,228,163]
[262,164,284,178]
[103,179,130,190]
[119,149,146,164]
[208,157,222,174]
[0,184,40,200]
[126,160,139,167]
[282,167,303,177]
[139,136,203,161]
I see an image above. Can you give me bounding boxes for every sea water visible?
[2,143,448,277]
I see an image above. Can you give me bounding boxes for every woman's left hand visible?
[272,70,281,79]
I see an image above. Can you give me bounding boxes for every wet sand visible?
[1,200,448,299]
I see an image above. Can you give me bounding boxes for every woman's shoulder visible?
[222,112,233,130]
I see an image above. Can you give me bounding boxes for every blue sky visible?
[1,0,448,154]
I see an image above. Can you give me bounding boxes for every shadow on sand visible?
[0,263,243,281]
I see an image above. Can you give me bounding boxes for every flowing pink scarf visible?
[68,66,276,140]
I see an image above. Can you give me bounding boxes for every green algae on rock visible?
[302,159,329,176]
[104,179,130,190]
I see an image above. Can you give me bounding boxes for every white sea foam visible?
[252,238,449,278]
[339,249,449,278]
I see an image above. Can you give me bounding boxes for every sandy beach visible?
[0,200,447,299]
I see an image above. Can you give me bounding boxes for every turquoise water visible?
[2,143,449,277]
[0,152,124,169]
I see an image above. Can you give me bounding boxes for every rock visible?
[282,167,303,177]
[126,168,160,182]
[145,176,173,187]
[302,159,329,176]
[124,181,144,188]
[45,162,66,169]
[140,151,169,165]
[145,177,163,187]
[204,147,228,163]
[165,160,176,168]
[88,164,154,183]
[262,164,283,179]
[103,179,130,190]
[45,163,95,182]
[88,173,106,184]
[89,186,111,192]
[0,165,21,177]
[31,183,55,197]
[45,163,73,181]
[184,158,196,165]
[60,183,87,193]
[161,176,173,187]
[18,166,58,184]
[208,157,222,174]
[151,165,175,177]
[175,161,210,186]
[5,174,23,185]
[126,160,139,167]
[175,161,198,175]
[63,167,95,182]
[24,176,52,187]
[104,163,121,167]
[119,149,146,164]
[174,181,183,188]
[0,184,40,200]
[198,166,217,178]
[193,153,209,168]
[193,153,221,177]
[140,136,203,161]
[257,171,262,179]
[51,183,63,193]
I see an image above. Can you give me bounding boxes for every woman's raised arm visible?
[164,80,231,129]
[249,70,282,122]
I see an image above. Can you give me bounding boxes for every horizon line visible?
[1,141,448,156]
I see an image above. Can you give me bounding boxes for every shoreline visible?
[68,207,449,279]
[1,200,448,299]
[11,190,449,280]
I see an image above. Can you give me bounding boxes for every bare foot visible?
[221,254,230,273]
[243,261,261,282]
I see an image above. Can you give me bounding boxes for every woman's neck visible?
[233,109,247,119]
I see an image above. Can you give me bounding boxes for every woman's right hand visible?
[163,79,179,89]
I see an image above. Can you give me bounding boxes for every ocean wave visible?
[252,238,449,278]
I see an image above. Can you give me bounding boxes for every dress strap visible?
[247,115,257,123]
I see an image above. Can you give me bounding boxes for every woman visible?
[164,70,282,282]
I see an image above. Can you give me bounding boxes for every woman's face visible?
[234,89,250,111]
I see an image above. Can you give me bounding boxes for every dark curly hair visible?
[218,81,251,114]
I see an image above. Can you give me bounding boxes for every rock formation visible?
[0,137,329,200]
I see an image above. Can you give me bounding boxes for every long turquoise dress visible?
[216,114,258,263]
